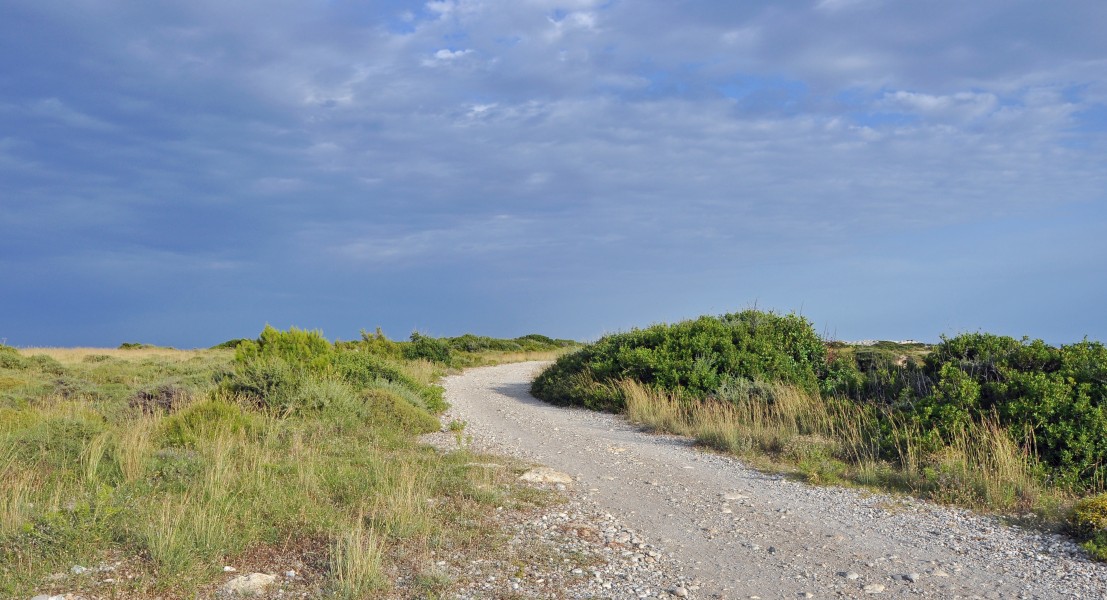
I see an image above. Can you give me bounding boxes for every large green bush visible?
[900,335,1107,489]
[532,310,827,411]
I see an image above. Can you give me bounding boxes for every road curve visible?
[442,362,1106,599]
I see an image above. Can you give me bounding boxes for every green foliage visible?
[27,355,65,375]
[8,414,105,471]
[360,389,441,434]
[901,334,1107,490]
[1072,494,1107,560]
[444,333,576,353]
[234,325,334,368]
[0,345,27,370]
[327,351,447,413]
[402,332,452,363]
[210,338,251,350]
[353,328,404,359]
[532,310,827,411]
[222,356,301,412]
[159,399,254,448]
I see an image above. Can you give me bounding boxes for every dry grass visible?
[19,347,230,363]
[330,516,386,598]
[620,379,1055,513]
[477,349,570,364]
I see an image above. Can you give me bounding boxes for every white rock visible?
[222,573,278,596]
[862,583,886,593]
[223,566,237,572]
[519,467,573,484]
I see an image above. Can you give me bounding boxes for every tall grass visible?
[0,340,537,597]
[620,379,1051,512]
[330,516,386,598]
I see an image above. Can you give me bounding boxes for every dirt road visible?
[442,362,1106,599]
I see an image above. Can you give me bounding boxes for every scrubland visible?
[531,310,1107,559]
[0,328,573,598]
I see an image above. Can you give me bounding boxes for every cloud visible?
[28,98,115,131]
[0,0,1104,345]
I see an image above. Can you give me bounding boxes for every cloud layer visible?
[1,0,1105,346]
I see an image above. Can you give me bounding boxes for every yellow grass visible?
[19,347,231,363]
[620,378,1050,512]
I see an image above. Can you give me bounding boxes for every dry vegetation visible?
[0,333,566,598]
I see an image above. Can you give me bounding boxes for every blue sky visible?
[2,0,1105,348]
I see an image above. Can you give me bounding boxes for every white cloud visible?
[29,98,114,131]
[881,90,999,121]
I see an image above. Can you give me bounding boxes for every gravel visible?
[435,361,1107,599]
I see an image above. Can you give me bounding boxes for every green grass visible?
[0,334,558,598]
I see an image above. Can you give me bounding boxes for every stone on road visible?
[442,362,1106,599]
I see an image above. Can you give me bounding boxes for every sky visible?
[2,1,1106,348]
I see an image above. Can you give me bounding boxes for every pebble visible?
[432,363,1107,600]
[222,573,277,597]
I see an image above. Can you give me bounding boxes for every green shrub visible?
[235,325,333,368]
[222,356,301,412]
[328,351,417,390]
[532,310,827,410]
[0,345,27,370]
[291,377,363,418]
[402,333,452,364]
[210,338,251,350]
[362,389,441,434]
[353,328,404,359]
[160,399,253,448]
[1072,494,1107,561]
[27,355,65,375]
[903,334,1107,490]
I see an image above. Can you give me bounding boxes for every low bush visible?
[361,388,441,434]
[0,345,27,370]
[1072,494,1107,560]
[159,398,255,448]
[402,332,452,364]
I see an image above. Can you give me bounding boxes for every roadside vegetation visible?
[531,310,1107,559]
[0,327,568,598]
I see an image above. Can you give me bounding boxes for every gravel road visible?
[441,362,1107,599]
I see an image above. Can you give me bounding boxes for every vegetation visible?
[0,329,560,597]
[532,310,1107,555]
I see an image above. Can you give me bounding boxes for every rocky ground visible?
[432,362,1107,599]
